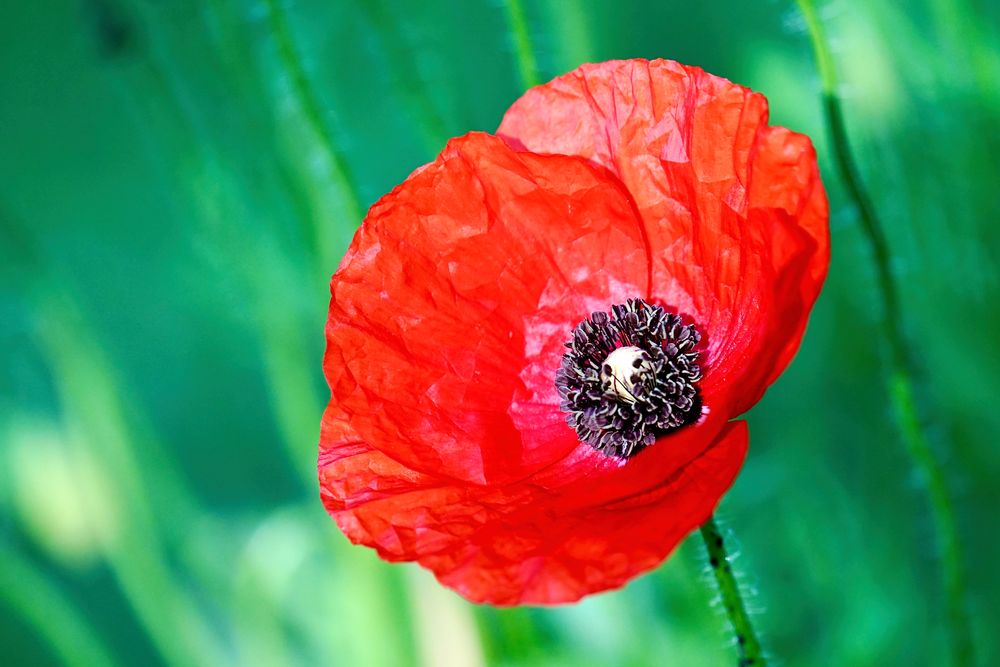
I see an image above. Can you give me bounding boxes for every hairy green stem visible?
[889,371,971,665]
[502,0,541,89]
[700,517,766,667]
[796,2,972,664]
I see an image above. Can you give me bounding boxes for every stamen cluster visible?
[555,299,703,458]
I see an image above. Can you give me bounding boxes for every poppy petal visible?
[498,59,829,416]
[321,397,748,605]
[325,132,651,484]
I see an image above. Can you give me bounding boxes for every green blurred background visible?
[1,0,998,665]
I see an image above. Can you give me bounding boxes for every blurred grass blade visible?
[355,0,452,157]
[542,0,592,72]
[795,2,974,665]
[502,0,542,89]
[262,0,363,247]
[188,157,323,486]
[0,546,119,667]
[255,256,326,484]
[35,289,226,667]
[5,418,120,568]
[407,569,486,667]
[100,2,326,486]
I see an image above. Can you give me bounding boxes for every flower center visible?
[600,346,654,403]
[555,298,703,458]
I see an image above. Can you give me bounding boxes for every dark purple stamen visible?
[555,298,703,458]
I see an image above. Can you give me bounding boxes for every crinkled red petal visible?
[326,132,652,484]
[320,398,747,605]
[498,59,829,415]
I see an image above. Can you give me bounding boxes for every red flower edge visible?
[319,59,828,605]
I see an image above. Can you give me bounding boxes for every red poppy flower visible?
[319,59,828,605]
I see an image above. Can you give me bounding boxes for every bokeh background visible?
[2,0,998,665]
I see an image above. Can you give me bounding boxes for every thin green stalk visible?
[231,553,294,667]
[262,0,363,239]
[796,2,972,665]
[256,275,326,486]
[502,0,542,89]
[196,0,341,280]
[244,1,374,484]
[355,0,451,156]
[889,370,970,664]
[0,546,119,667]
[700,517,766,667]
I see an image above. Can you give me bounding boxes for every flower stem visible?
[699,516,765,667]
[501,0,542,89]
[795,2,973,664]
